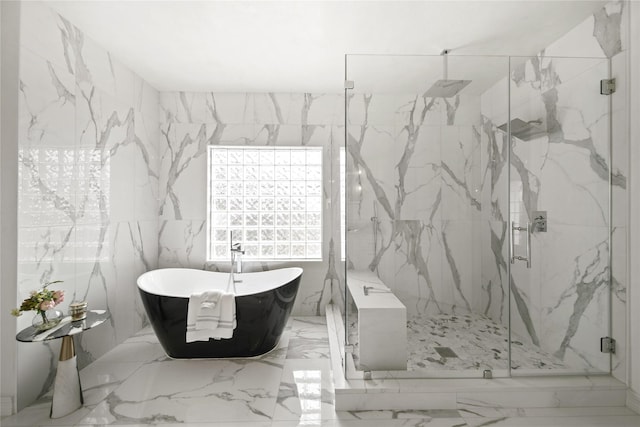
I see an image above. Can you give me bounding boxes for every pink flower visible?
[53,291,64,304]
[39,300,55,311]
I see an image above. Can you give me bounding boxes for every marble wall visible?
[16,2,159,409]
[157,92,344,316]
[344,91,485,318]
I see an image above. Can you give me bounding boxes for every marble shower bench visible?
[347,270,407,371]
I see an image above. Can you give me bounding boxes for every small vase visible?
[32,309,63,331]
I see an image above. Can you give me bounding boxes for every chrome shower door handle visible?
[525,222,531,268]
[510,221,531,269]
[510,221,516,265]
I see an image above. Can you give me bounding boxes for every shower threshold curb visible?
[326,304,628,411]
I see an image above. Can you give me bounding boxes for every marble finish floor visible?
[349,311,566,372]
[2,316,639,427]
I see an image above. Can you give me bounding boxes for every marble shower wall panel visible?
[390,220,446,317]
[476,96,511,322]
[16,1,159,409]
[477,220,510,324]
[157,92,343,316]
[345,91,483,315]
[506,54,613,371]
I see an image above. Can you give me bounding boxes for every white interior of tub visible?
[137,267,303,298]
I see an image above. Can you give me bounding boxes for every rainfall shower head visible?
[497,118,546,141]
[424,49,471,98]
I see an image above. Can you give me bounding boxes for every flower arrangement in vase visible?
[11,280,65,331]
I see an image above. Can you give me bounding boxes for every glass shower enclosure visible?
[341,53,612,379]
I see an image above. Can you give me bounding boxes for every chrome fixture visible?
[600,78,616,95]
[228,234,245,293]
[424,49,471,98]
[497,118,546,141]
[371,201,380,254]
[363,285,392,296]
[600,337,616,354]
[230,242,244,274]
[532,211,547,232]
[510,221,531,268]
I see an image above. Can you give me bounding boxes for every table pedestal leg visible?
[50,336,83,418]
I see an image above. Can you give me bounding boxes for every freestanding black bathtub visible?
[137,267,302,358]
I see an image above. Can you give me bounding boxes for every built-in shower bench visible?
[347,270,407,371]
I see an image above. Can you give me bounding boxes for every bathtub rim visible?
[136,266,303,298]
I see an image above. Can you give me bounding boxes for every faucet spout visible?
[230,241,244,274]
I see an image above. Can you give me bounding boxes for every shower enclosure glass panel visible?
[344,54,511,378]
[507,56,611,375]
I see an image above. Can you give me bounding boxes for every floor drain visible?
[434,346,458,358]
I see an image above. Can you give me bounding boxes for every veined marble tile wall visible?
[479,0,627,375]
[157,92,344,316]
[345,93,484,318]
[16,2,159,409]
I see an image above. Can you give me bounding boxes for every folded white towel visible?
[195,290,223,331]
[186,290,236,342]
[212,292,237,340]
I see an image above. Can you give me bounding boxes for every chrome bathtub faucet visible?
[230,242,245,281]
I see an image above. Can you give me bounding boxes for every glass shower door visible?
[507,56,612,374]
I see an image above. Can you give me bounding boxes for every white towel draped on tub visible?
[186,290,237,342]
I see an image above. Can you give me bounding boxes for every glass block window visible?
[207,146,323,261]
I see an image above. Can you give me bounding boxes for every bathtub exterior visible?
[138,269,302,358]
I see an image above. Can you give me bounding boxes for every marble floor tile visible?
[80,423,272,427]
[93,340,166,364]
[273,359,336,421]
[79,361,146,406]
[4,316,640,427]
[339,409,464,420]
[78,358,284,424]
[520,407,637,417]
[120,326,158,344]
[272,419,470,427]
[459,405,637,419]
[286,317,330,359]
[0,400,91,427]
[463,415,640,426]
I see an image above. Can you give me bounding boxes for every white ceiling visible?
[45,0,607,93]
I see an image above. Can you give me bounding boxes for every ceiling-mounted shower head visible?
[424,49,471,98]
[497,118,546,141]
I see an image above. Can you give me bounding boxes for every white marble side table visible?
[16,310,110,418]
